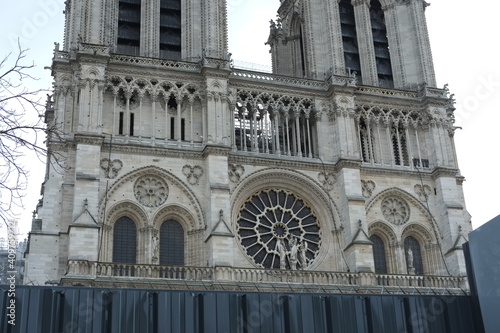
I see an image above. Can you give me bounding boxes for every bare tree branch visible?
[0,43,59,227]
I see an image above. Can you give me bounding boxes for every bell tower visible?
[268,0,436,88]
[63,0,228,61]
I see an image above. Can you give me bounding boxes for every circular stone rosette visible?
[134,175,169,207]
[236,189,321,270]
[381,196,410,225]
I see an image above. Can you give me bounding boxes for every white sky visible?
[1,0,499,236]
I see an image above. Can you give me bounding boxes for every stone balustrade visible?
[65,260,468,292]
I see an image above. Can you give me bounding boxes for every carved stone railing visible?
[231,69,326,89]
[110,55,201,72]
[65,261,468,292]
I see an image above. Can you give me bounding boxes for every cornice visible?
[360,164,434,180]
[228,153,335,172]
[101,142,205,160]
[202,145,231,158]
[334,158,362,172]
[74,133,105,146]
[431,167,460,180]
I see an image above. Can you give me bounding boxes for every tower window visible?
[340,0,362,80]
[117,0,141,56]
[370,0,394,88]
[159,0,181,60]
[370,235,388,274]
[160,219,184,266]
[112,217,137,264]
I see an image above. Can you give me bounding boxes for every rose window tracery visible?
[236,189,321,270]
[381,196,410,225]
[134,175,169,207]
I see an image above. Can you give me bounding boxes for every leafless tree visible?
[0,44,55,226]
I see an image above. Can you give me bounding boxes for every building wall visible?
[24,0,470,286]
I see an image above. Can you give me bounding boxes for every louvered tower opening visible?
[370,0,394,88]
[160,0,182,60]
[117,0,141,56]
[339,0,362,81]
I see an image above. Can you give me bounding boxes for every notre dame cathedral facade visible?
[24,0,470,291]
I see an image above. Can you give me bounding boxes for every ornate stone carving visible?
[414,184,432,201]
[100,158,123,179]
[381,197,410,225]
[236,189,321,270]
[318,172,335,191]
[134,175,169,207]
[182,165,204,185]
[228,164,245,183]
[361,180,376,198]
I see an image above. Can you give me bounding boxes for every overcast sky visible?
[1,0,499,236]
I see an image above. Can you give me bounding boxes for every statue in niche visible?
[407,248,415,275]
[407,248,414,267]
[152,235,159,262]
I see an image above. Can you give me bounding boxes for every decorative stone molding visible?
[182,165,204,185]
[100,158,123,179]
[318,172,335,191]
[414,184,431,201]
[361,180,376,198]
[134,175,169,207]
[228,164,245,183]
[381,197,410,225]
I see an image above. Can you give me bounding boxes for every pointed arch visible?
[366,187,433,223]
[368,221,397,273]
[99,166,205,231]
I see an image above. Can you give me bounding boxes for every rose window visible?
[381,197,410,225]
[236,189,321,270]
[134,175,169,207]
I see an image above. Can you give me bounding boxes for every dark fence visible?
[0,285,482,333]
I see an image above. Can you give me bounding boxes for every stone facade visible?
[24,0,471,290]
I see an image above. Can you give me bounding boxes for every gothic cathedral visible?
[25,0,470,291]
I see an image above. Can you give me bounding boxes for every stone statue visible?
[299,241,308,269]
[277,239,287,270]
[407,248,414,268]
[152,236,159,261]
[289,237,298,270]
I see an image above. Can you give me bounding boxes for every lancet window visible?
[160,219,184,266]
[159,0,182,60]
[112,217,137,264]
[339,0,362,80]
[117,0,142,56]
[370,235,388,274]
[233,92,316,158]
[370,0,394,87]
